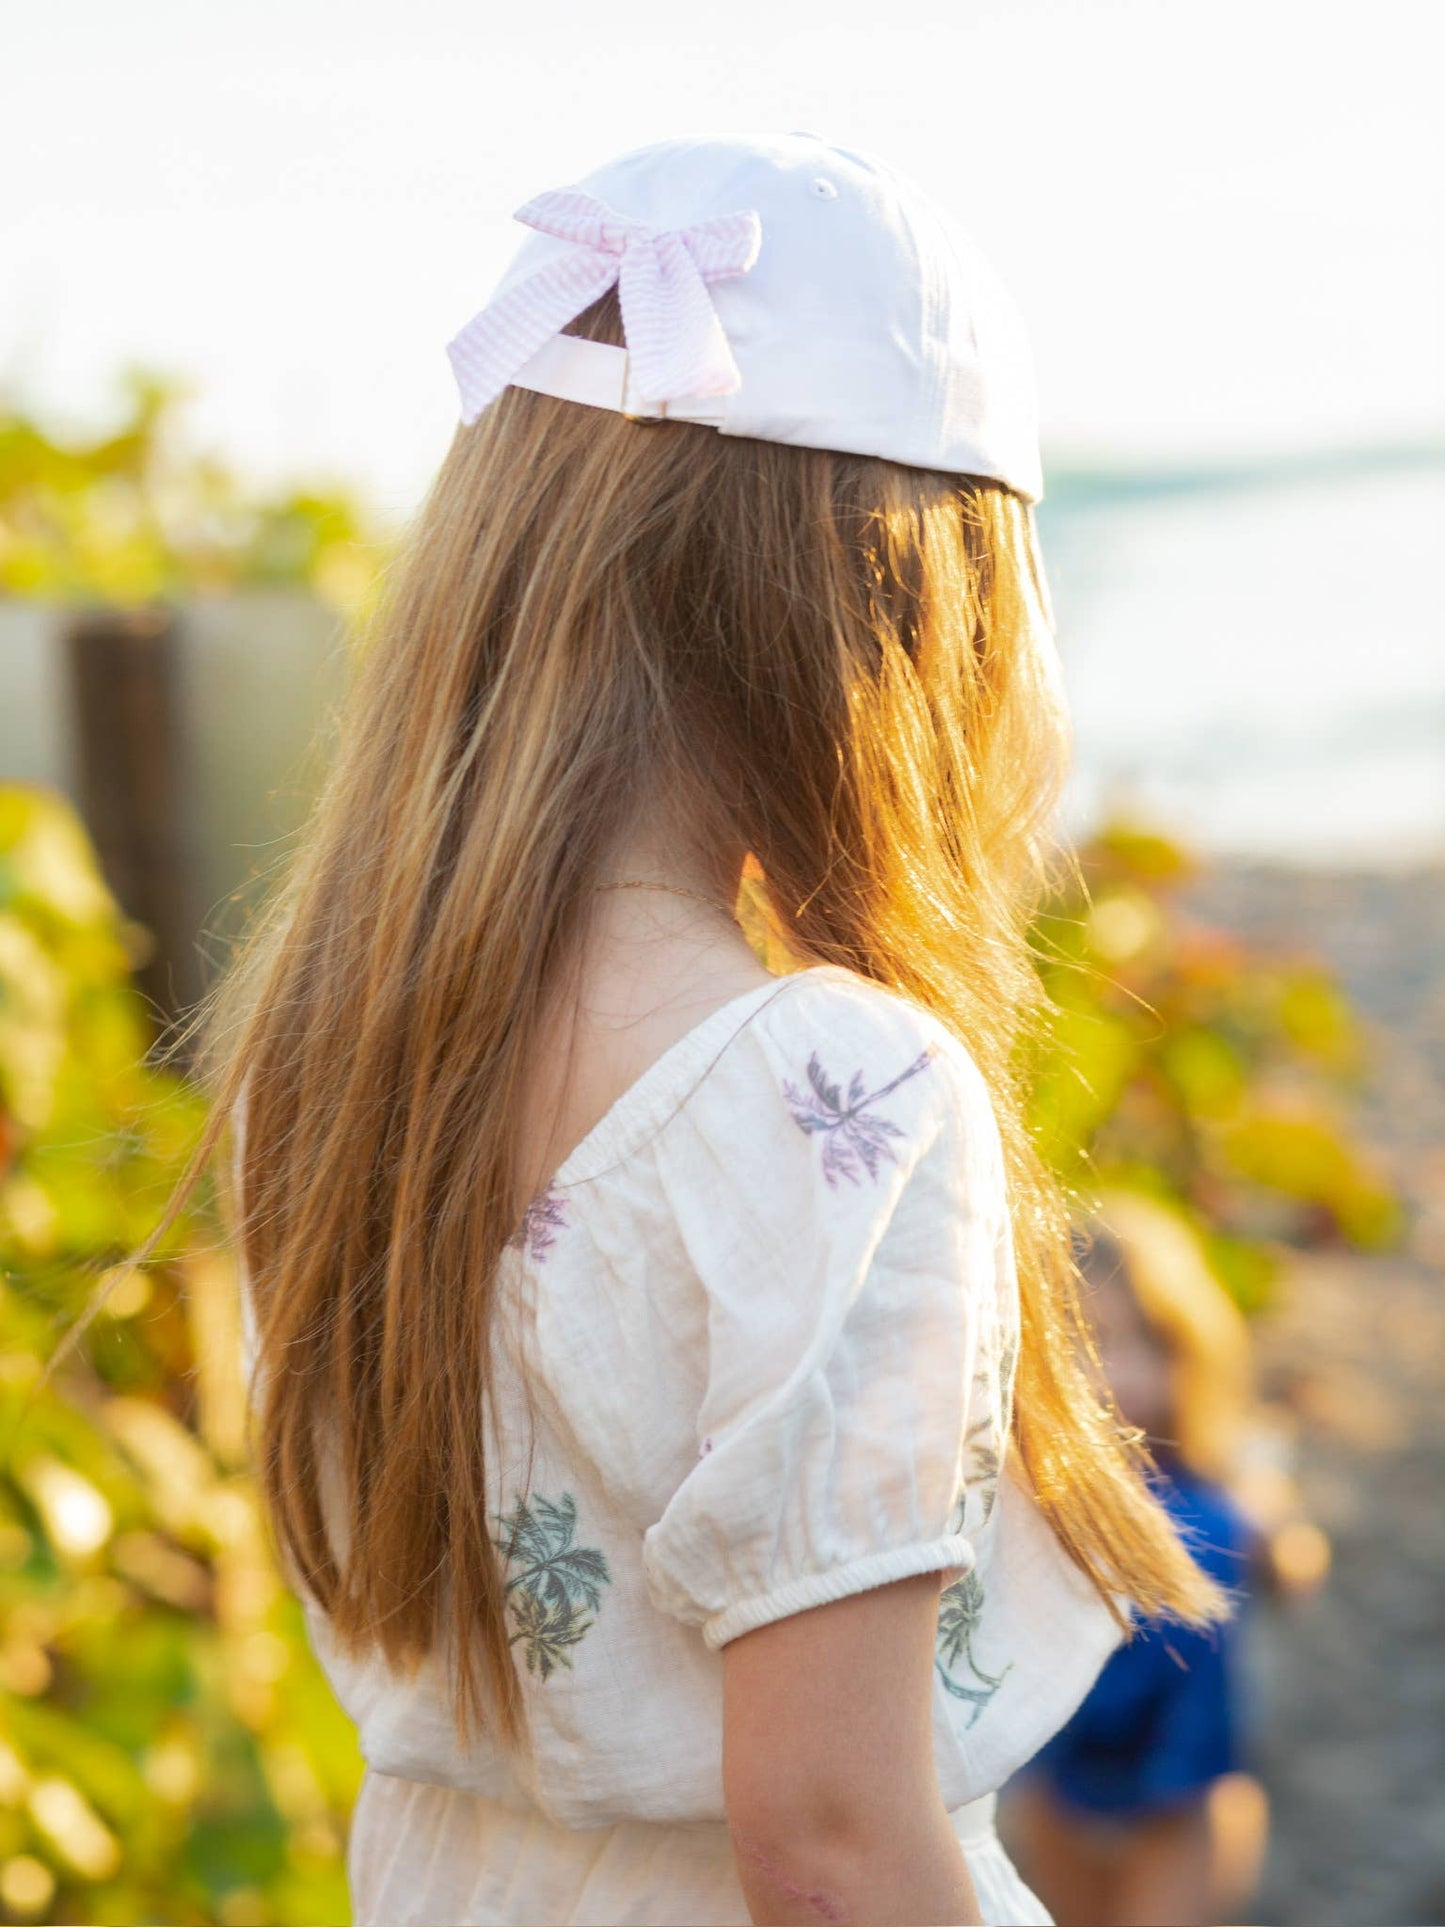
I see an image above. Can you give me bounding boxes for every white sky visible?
[5,0,1442,514]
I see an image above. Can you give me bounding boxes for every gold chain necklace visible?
[594,879,735,916]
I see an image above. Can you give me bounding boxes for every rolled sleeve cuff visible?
[701,1534,978,1651]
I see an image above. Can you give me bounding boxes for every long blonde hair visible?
[81,291,1227,1758]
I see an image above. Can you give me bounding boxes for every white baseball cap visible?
[447,131,1043,504]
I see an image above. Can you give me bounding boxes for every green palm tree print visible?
[493,1492,611,1681]
[936,1320,1017,1721]
[936,1566,1012,1724]
[967,1327,1016,1526]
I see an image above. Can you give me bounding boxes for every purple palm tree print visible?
[783,1045,936,1188]
[509,1185,568,1262]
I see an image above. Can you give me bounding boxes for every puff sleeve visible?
[641,988,1017,1652]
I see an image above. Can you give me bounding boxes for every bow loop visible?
[448,187,762,424]
[512,189,642,257]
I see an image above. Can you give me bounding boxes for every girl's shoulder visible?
[712,963,1004,1165]
[749,964,994,1099]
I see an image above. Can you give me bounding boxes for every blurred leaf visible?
[1032,821,1402,1303]
[0,372,393,611]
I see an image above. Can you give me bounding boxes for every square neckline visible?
[546,963,863,1192]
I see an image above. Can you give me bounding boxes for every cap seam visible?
[859,152,944,463]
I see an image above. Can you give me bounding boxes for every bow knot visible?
[448,188,762,424]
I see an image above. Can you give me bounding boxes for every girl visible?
[1007,1195,1301,1926]
[196,134,1223,1924]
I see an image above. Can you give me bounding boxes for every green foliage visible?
[0,786,360,1926]
[0,370,390,612]
[1034,823,1401,1311]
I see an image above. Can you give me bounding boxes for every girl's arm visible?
[722,1569,982,1927]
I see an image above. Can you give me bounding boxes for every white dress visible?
[240,963,1122,1925]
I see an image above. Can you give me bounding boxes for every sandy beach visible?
[1182,862,1445,1927]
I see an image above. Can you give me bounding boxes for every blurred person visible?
[1005,1194,1326,1926]
[117,135,1231,1925]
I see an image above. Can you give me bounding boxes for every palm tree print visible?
[493,1492,611,1681]
[968,1326,1017,1524]
[936,1566,1012,1724]
[783,1045,936,1188]
[936,1369,1014,1728]
[509,1185,567,1262]
[966,1414,1003,1523]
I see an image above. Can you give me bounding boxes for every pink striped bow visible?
[448,188,763,424]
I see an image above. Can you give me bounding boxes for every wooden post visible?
[65,604,203,1024]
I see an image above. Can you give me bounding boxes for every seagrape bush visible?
[0,375,379,1924]
[0,788,359,1927]
[1032,823,1399,1310]
[0,369,378,611]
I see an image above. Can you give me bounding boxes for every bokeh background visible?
[1,2,1441,1922]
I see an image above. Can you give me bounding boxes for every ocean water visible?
[1040,457,1445,867]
